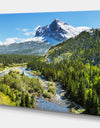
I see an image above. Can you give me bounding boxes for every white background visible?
[0,0,100,128]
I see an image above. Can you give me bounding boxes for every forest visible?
[0,29,100,115]
[27,29,100,115]
[0,54,43,67]
[46,29,100,65]
[0,68,56,108]
[0,70,44,108]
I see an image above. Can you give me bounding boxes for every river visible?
[0,67,71,113]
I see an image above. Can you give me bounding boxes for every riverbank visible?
[26,69,85,114]
[0,63,27,74]
[0,66,85,114]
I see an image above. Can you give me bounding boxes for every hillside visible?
[0,41,51,55]
[46,29,100,65]
[27,29,100,115]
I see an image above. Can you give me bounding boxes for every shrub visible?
[48,86,56,95]
[43,91,53,99]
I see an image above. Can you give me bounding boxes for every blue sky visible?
[0,10,100,45]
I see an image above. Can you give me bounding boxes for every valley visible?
[0,66,84,114]
[0,19,100,115]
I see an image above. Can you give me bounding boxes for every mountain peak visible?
[53,19,60,22]
[50,19,61,27]
[51,19,68,25]
[35,19,91,44]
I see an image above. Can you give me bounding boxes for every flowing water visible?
[0,67,70,113]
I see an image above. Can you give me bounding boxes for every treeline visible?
[0,70,44,108]
[0,54,43,67]
[28,59,100,115]
[27,30,100,115]
[46,30,100,65]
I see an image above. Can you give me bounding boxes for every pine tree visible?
[16,93,19,101]
[20,92,26,107]
[11,91,15,102]
[25,94,31,108]
[31,94,35,108]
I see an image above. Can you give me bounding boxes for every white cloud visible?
[0,41,3,45]
[3,37,19,45]
[16,28,20,31]
[21,29,29,32]
[0,37,21,45]
[16,28,28,32]
[0,26,44,46]
[0,36,45,46]
[16,28,35,36]
[24,31,35,36]
[20,37,45,43]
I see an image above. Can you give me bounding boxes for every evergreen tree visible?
[25,94,31,108]
[31,94,35,108]
[20,92,26,107]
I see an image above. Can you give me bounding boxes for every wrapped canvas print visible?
[0,10,100,116]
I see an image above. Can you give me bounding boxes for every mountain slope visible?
[35,19,91,44]
[46,29,100,65]
[0,19,91,55]
[27,29,100,116]
[0,41,52,55]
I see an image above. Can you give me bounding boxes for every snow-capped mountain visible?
[0,19,91,55]
[35,19,91,44]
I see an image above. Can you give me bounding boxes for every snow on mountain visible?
[0,40,52,55]
[0,19,91,46]
[0,37,46,46]
[35,19,91,44]
[19,37,46,43]
[76,26,91,32]
[0,19,92,55]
